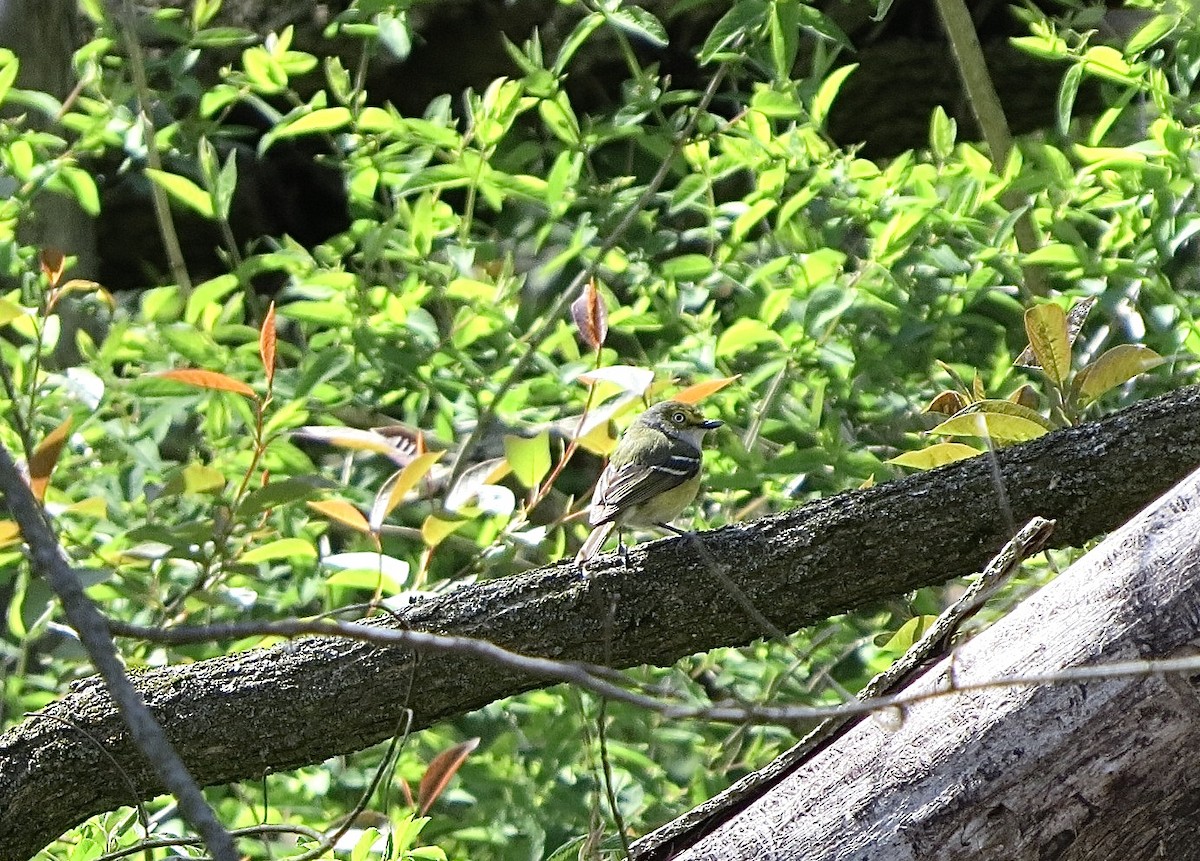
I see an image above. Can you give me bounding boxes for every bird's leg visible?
[618,528,629,570]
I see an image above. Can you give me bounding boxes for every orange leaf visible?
[29,416,74,502]
[259,301,277,386]
[307,499,371,533]
[40,247,65,287]
[673,375,739,404]
[154,369,257,398]
[570,278,608,351]
[418,737,480,815]
[0,520,20,549]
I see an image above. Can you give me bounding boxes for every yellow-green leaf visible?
[888,443,982,470]
[0,297,24,326]
[504,431,552,489]
[957,399,1055,432]
[422,513,466,547]
[876,615,940,651]
[1023,304,1071,386]
[931,412,1050,445]
[242,538,317,564]
[369,451,444,531]
[145,168,215,218]
[1075,345,1164,405]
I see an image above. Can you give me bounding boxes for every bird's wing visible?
[588,442,701,525]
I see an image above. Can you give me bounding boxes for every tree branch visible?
[3,385,1200,859]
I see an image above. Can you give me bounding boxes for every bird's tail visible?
[575,522,616,563]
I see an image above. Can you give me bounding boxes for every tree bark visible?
[3,385,1200,859]
[639,461,1200,860]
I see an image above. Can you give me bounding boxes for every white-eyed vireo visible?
[576,400,723,562]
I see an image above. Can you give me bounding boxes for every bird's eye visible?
[671,411,687,424]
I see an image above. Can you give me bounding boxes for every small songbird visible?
[576,400,723,563]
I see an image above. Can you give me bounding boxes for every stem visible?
[117,0,193,293]
[934,0,1047,297]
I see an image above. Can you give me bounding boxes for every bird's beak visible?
[701,418,723,430]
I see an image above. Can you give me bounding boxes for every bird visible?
[576,400,723,563]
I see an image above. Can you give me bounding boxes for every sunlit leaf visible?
[369,451,445,531]
[445,457,512,513]
[308,499,371,533]
[422,513,467,547]
[954,399,1055,431]
[162,463,227,496]
[888,443,982,469]
[145,168,215,218]
[673,376,739,404]
[1016,297,1094,368]
[1022,304,1071,386]
[291,426,412,464]
[0,298,24,326]
[1074,345,1164,405]
[504,432,552,489]
[931,412,1049,445]
[576,365,654,396]
[260,301,277,386]
[152,369,257,398]
[323,552,410,592]
[0,520,20,549]
[241,538,317,564]
[29,416,74,502]
[876,615,939,651]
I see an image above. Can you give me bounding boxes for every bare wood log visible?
[649,463,1200,860]
[2,384,1200,859]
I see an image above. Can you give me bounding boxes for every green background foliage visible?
[1,0,1198,857]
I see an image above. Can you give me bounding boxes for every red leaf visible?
[570,278,608,351]
[39,247,65,288]
[259,301,277,386]
[418,737,480,815]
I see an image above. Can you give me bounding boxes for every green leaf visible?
[877,615,940,651]
[1023,304,1071,386]
[504,431,552,489]
[929,105,956,160]
[0,49,18,105]
[1074,345,1164,405]
[811,63,856,129]
[555,12,604,74]
[240,477,324,516]
[274,106,353,140]
[888,443,982,470]
[1056,62,1083,136]
[1081,45,1135,84]
[608,6,668,47]
[661,254,714,281]
[145,168,215,218]
[1125,14,1178,55]
[242,538,317,564]
[700,0,767,64]
[715,318,783,357]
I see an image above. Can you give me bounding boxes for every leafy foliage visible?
[0,0,1198,857]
